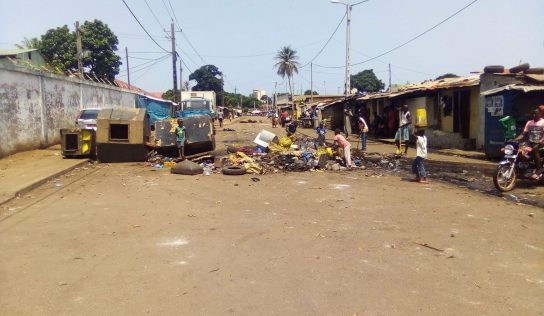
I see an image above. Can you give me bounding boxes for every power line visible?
[179,32,207,65]
[301,12,347,68]
[143,0,166,31]
[119,53,170,74]
[316,0,480,69]
[121,0,170,53]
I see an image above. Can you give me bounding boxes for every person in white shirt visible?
[412,128,428,183]
[395,104,411,155]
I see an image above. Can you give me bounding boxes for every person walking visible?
[412,128,428,183]
[218,111,224,128]
[358,113,369,152]
[334,129,353,169]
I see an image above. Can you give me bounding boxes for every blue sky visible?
[1,0,543,96]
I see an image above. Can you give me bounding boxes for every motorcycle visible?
[493,141,544,191]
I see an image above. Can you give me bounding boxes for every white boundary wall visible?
[0,64,137,157]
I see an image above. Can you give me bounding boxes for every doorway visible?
[453,90,471,138]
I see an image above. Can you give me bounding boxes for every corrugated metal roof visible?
[0,48,38,56]
[356,75,480,101]
[481,84,544,96]
[526,74,544,83]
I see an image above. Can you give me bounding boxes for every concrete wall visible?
[0,63,137,158]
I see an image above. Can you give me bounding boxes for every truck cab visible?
[177,97,215,118]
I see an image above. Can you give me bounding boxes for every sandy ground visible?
[0,119,542,315]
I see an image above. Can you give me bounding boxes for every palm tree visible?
[274,46,300,113]
[15,37,41,50]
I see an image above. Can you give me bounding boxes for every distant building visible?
[251,89,266,100]
[0,48,46,68]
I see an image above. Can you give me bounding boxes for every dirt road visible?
[0,119,542,315]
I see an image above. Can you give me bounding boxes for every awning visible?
[481,84,544,96]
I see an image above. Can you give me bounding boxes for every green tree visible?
[350,69,385,93]
[274,46,299,111]
[80,20,121,80]
[37,20,121,79]
[39,25,77,72]
[162,89,180,101]
[304,90,319,95]
[15,37,41,49]
[189,65,224,93]
[435,73,459,80]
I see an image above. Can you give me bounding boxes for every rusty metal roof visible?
[481,84,544,96]
[356,75,480,101]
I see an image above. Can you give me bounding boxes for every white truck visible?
[180,91,217,118]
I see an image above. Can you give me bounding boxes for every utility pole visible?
[310,62,314,103]
[345,4,352,96]
[125,47,130,88]
[179,59,183,105]
[75,21,83,78]
[323,81,326,95]
[388,63,392,91]
[170,21,178,103]
[273,81,278,111]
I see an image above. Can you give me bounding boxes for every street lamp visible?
[330,0,369,96]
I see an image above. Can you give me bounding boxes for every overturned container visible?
[96,108,150,162]
[253,130,279,148]
[60,128,96,158]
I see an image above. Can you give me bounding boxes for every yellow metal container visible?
[415,108,427,127]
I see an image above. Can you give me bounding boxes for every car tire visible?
[525,67,544,74]
[483,65,504,74]
[222,166,246,175]
[509,63,530,73]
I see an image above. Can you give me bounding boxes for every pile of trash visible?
[144,151,177,169]
[145,130,404,176]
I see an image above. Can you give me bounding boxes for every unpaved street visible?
[0,119,542,315]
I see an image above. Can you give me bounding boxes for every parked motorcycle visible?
[493,141,544,191]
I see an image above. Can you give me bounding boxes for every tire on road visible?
[493,165,517,192]
[222,166,246,175]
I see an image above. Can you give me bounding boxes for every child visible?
[316,122,326,147]
[334,129,353,169]
[412,128,428,183]
[358,114,369,152]
[175,119,186,160]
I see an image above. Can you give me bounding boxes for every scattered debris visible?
[415,242,444,252]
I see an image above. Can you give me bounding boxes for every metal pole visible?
[75,21,83,78]
[388,63,391,91]
[125,47,130,88]
[310,62,314,103]
[345,4,352,96]
[171,21,178,103]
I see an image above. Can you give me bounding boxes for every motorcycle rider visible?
[515,109,544,179]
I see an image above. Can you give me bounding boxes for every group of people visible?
[316,104,428,182]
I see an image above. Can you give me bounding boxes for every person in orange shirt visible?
[334,129,353,169]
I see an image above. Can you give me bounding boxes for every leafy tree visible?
[222,92,262,109]
[350,69,385,93]
[80,20,121,80]
[304,90,319,95]
[435,73,459,80]
[37,20,121,79]
[39,25,77,72]
[162,89,179,101]
[274,46,299,110]
[189,65,224,93]
[16,37,41,49]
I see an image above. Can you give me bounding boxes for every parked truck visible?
[137,94,216,157]
[179,91,217,119]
